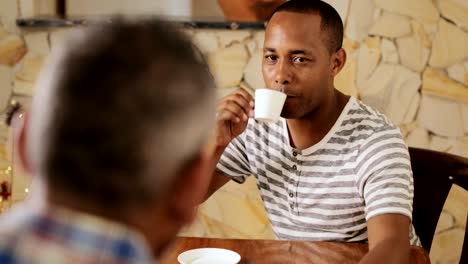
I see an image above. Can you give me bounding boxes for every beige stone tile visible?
[243,50,264,89]
[253,31,264,51]
[369,12,412,38]
[429,19,468,68]
[375,0,439,24]
[418,95,464,137]
[50,29,73,51]
[345,0,376,42]
[13,52,45,96]
[442,185,468,227]
[13,79,34,96]
[192,30,219,54]
[403,92,421,124]
[381,38,399,64]
[217,31,251,48]
[208,43,249,88]
[0,35,26,66]
[405,127,430,149]
[18,0,56,17]
[0,26,8,40]
[356,37,380,87]
[429,135,455,152]
[0,120,10,161]
[437,0,468,31]
[15,52,44,82]
[447,61,468,86]
[0,0,19,34]
[399,122,418,138]
[24,32,50,56]
[422,68,468,103]
[449,137,468,158]
[435,211,456,233]
[244,31,264,55]
[182,177,274,239]
[430,228,464,264]
[462,103,468,134]
[396,21,430,73]
[360,63,421,125]
[0,65,13,112]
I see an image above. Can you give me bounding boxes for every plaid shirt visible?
[0,203,155,264]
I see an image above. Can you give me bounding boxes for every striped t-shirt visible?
[216,97,420,245]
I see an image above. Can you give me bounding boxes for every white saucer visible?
[177,248,241,264]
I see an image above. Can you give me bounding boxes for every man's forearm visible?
[201,140,230,202]
[359,238,410,264]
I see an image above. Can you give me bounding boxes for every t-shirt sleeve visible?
[356,128,414,221]
[215,133,252,184]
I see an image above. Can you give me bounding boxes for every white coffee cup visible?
[254,88,287,123]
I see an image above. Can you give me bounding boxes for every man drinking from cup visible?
[205,1,419,264]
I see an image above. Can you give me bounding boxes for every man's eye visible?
[293,57,308,63]
[265,55,277,61]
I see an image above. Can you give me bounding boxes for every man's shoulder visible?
[344,97,400,132]
[334,97,406,155]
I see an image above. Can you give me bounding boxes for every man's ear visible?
[166,149,212,225]
[14,112,32,175]
[330,48,346,77]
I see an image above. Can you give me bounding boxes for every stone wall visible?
[1,0,467,263]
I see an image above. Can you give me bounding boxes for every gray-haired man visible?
[0,19,215,263]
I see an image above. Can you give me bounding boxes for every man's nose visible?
[274,61,291,85]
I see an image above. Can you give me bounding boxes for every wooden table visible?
[159,237,431,264]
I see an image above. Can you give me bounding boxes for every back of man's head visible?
[271,0,344,53]
[27,19,216,209]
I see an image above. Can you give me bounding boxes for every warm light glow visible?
[24,188,29,193]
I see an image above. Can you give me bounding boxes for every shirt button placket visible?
[290,150,298,213]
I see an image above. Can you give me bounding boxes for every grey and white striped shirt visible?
[216,97,420,245]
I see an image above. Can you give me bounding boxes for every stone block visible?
[217,31,251,48]
[396,22,430,73]
[429,19,468,68]
[24,32,50,56]
[360,63,421,125]
[381,38,399,64]
[345,0,375,42]
[0,0,19,33]
[447,61,468,86]
[369,12,412,38]
[422,68,468,103]
[375,0,439,24]
[192,30,219,54]
[208,43,249,88]
[437,0,468,31]
[0,65,13,112]
[243,50,264,89]
[405,127,430,149]
[430,227,465,264]
[418,95,464,137]
[356,37,380,87]
[0,36,26,66]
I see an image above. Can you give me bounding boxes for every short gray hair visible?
[28,18,216,207]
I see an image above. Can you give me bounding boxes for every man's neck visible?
[286,89,349,150]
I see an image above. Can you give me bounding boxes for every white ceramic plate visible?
[177,247,241,264]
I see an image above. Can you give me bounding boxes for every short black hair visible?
[30,18,215,207]
[271,0,344,53]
